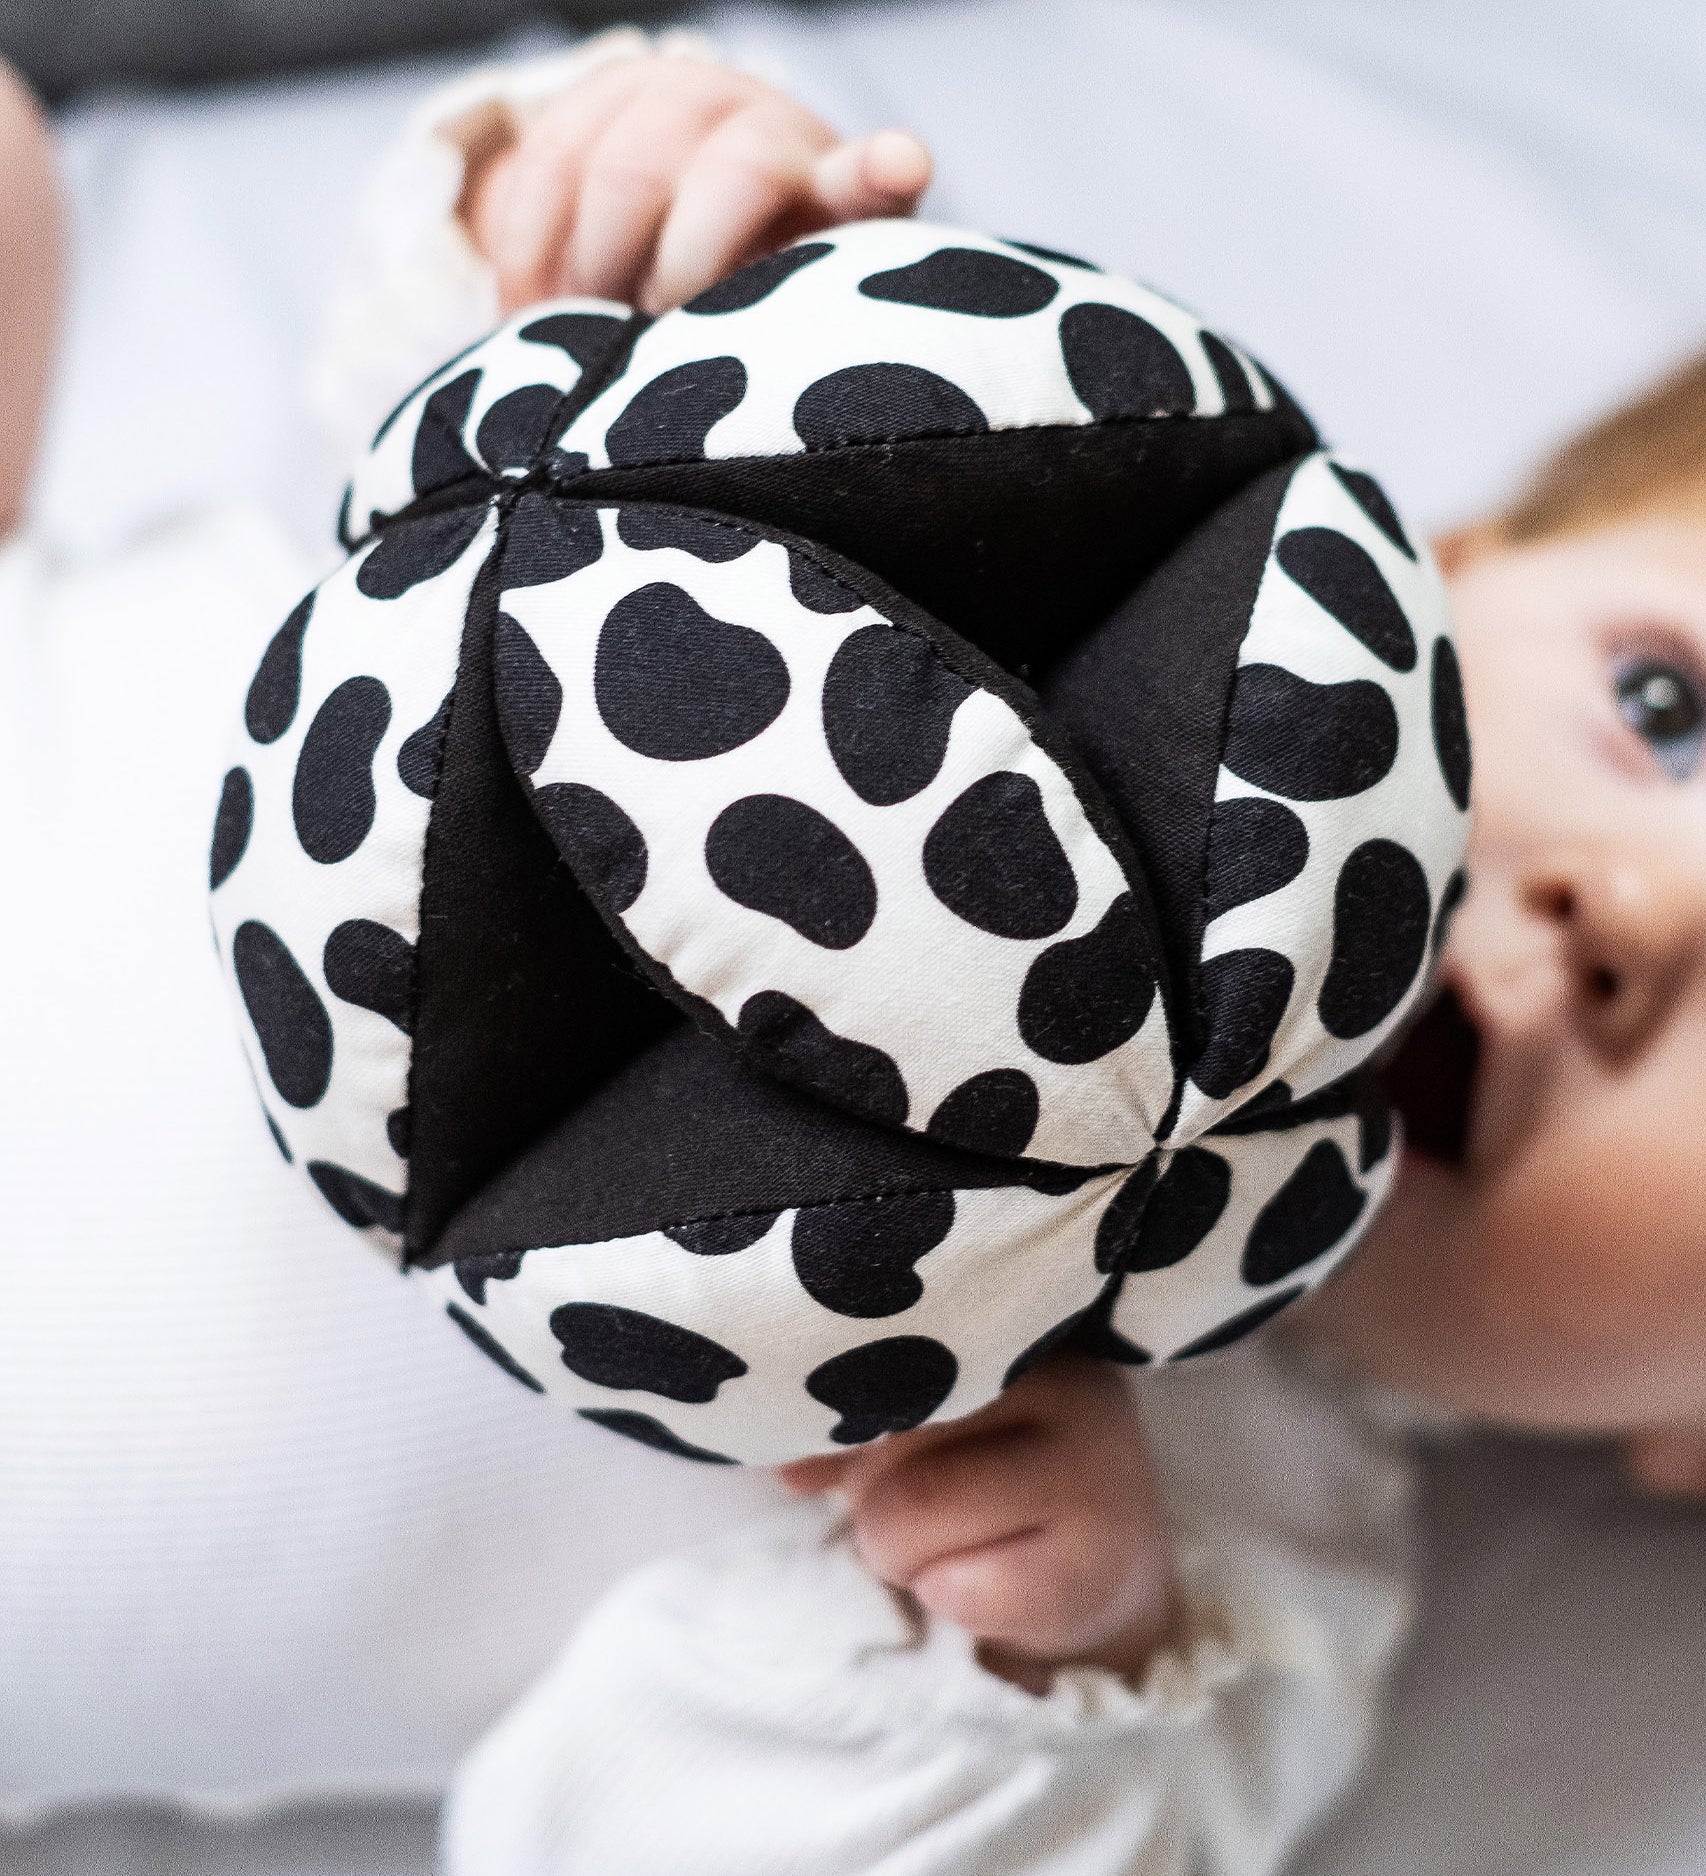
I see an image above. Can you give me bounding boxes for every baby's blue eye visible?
[1616,658,1705,780]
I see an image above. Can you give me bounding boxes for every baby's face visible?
[1303,516,1706,1442]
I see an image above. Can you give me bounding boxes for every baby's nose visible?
[1520,849,1706,1058]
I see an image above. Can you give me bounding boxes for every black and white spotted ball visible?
[211,221,1468,1465]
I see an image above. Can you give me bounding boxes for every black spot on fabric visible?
[859,246,1059,317]
[1118,1147,1232,1273]
[397,691,452,799]
[336,484,356,551]
[233,921,333,1109]
[794,364,988,449]
[1277,528,1416,672]
[1203,796,1308,924]
[1193,947,1294,1098]
[793,1190,955,1317]
[806,1336,958,1444]
[1171,1286,1304,1358]
[446,1303,545,1393]
[476,383,563,472]
[1359,1099,1393,1173]
[595,582,789,760]
[1330,462,1416,559]
[663,1212,780,1256]
[369,341,480,451]
[1060,303,1195,420]
[209,767,253,889]
[264,1113,293,1162]
[927,1069,1039,1156]
[307,1160,404,1234]
[454,1247,526,1305]
[387,1106,411,1158]
[923,771,1078,939]
[789,550,863,614]
[520,309,630,370]
[1201,332,1256,413]
[547,447,591,482]
[738,991,909,1127]
[616,506,757,562]
[502,491,605,589]
[412,368,483,497]
[823,624,972,805]
[292,675,392,864]
[706,794,877,950]
[1004,238,1100,270]
[1091,1156,1159,1273]
[577,1408,737,1465]
[685,241,833,314]
[1017,893,1158,1065]
[322,918,416,1033]
[1242,1139,1366,1284]
[244,596,312,744]
[1222,665,1398,802]
[357,502,488,600]
[605,356,747,466]
[1319,839,1433,1039]
[494,614,563,776]
[550,1302,747,1403]
[534,782,648,913]
[1431,637,1472,810]
[1432,866,1467,958]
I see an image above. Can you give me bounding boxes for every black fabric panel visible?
[1043,458,1306,1075]
[424,1022,1088,1270]
[402,511,678,1261]
[568,405,1315,681]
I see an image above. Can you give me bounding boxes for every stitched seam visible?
[444,1168,1120,1273]
[571,404,1270,479]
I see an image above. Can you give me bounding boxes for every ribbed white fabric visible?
[0,511,777,1811]
[442,1345,1413,1876]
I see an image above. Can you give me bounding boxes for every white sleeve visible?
[305,26,719,473]
[441,1354,1414,1876]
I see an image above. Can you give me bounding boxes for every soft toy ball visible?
[210,222,1468,1465]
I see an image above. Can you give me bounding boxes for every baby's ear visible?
[1430,520,1507,575]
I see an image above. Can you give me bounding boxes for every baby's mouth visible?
[1377,981,1482,1168]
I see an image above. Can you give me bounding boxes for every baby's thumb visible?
[811,129,932,222]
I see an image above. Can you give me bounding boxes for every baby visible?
[366,38,1706,1875]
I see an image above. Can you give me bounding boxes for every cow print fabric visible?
[212,220,1468,1464]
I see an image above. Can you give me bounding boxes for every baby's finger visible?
[484,59,656,310]
[810,128,933,223]
[564,66,756,304]
[775,1452,851,1495]
[843,1421,1067,1592]
[644,98,837,313]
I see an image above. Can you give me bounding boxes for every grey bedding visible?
[0,0,688,98]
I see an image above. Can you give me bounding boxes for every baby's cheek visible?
[1473,1129,1706,1417]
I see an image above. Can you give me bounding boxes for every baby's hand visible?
[461,52,932,316]
[780,1356,1177,1692]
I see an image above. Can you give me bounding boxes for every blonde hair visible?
[1501,350,1706,543]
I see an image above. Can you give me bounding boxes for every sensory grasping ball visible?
[210,221,1469,1465]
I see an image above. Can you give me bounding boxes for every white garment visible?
[0,60,781,1808]
[443,1345,1414,1876]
